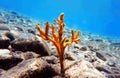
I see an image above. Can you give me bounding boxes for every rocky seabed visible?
[0,9,120,78]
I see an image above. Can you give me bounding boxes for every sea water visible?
[0,0,120,38]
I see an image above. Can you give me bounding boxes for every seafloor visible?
[0,9,120,78]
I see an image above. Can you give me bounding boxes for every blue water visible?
[0,0,120,37]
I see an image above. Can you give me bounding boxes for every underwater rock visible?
[96,52,107,61]
[74,44,81,49]
[0,69,6,76]
[10,11,18,15]
[65,51,77,61]
[26,19,32,23]
[11,36,50,56]
[9,30,24,39]
[107,61,116,67]
[0,49,12,58]
[52,75,62,78]
[0,24,10,31]
[110,43,120,47]
[0,49,22,70]
[65,60,106,78]
[13,51,40,60]
[109,43,120,51]
[0,57,22,70]
[95,38,104,42]
[96,66,120,78]
[17,18,26,24]
[9,19,16,23]
[0,12,2,16]
[0,58,57,78]
[93,59,106,69]
[0,36,10,49]
[50,49,58,57]
[20,51,40,60]
[107,74,120,78]
[4,31,15,41]
[0,19,6,24]
[88,45,100,51]
[27,29,35,34]
[79,46,88,51]
[42,55,59,64]
[84,51,97,63]
[14,26,23,32]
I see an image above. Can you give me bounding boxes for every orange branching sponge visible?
[36,13,80,75]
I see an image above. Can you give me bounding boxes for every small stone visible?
[95,39,103,42]
[14,26,23,31]
[88,45,99,51]
[26,19,32,23]
[80,46,87,51]
[9,19,15,22]
[74,44,80,49]
[16,15,21,18]
[27,29,35,34]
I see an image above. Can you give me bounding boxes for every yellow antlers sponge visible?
[36,13,80,76]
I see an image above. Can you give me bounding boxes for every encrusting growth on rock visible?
[36,13,80,76]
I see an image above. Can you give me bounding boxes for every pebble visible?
[74,44,80,49]
[107,61,116,67]
[80,46,87,51]
[88,45,100,51]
